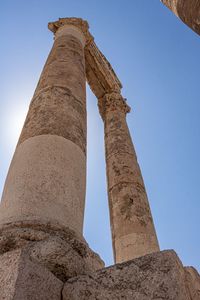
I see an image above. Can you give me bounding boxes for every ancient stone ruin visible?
[0,17,199,299]
[161,0,200,36]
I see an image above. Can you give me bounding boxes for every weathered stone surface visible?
[98,92,159,263]
[0,248,63,300]
[33,34,86,107]
[19,86,86,154]
[30,234,104,282]
[19,34,87,154]
[0,221,104,282]
[0,19,88,237]
[48,17,92,46]
[1,15,199,300]
[161,0,200,36]
[19,31,87,151]
[62,250,196,300]
[0,18,107,298]
[0,136,86,234]
[185,266,200,300]
[85,42,122,99]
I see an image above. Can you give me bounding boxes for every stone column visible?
[99,92,160,263]
[161,0,200,36]
[0,18,89,236]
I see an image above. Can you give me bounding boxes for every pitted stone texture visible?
[105,110,135,159]
[185,267,200,300]
[0,221,104,282]
[98,92,130,121]
[48,18,92,46]
[19,86,86,154]
[1,24,87,239]
[36,34,86,102]
[55,25,86,46]
[19,34,86,153]
[0,135,86,234]
[0,248,63,300]
[161,0,200,36]
[85,43,122,99]
[107,152,145,191]
[30,235,104,282]
[104,108,159,263]
[109,181,158,262]
[63,250,197,300]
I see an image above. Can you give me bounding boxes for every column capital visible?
[98,92,131,120]
[48,17,93,46]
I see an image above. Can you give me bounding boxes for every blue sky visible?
[1,0,200,271]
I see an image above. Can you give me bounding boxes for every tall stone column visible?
[0,18,89,236]
[161,0,200,35]
[0,20,103,293]
[99,92,159,263]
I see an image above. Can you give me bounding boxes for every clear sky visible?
[1,0,200,271]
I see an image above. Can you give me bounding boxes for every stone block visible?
[185,266,200,300]
[0,221,104,282]
[63,250,199,300]
[0,248,63,300]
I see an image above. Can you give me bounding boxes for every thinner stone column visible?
[99,92,160,263]
[0,18,89,236]
[161,0,200,35]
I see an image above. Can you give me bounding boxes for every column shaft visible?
[99,92,159,263]
[0,24,87,235]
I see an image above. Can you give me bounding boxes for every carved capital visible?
[98,92,131,120]
[48,17,93,45]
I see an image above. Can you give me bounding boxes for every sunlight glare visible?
[3,100,29,148]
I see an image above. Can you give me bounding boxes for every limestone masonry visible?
[0,16,199,299]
